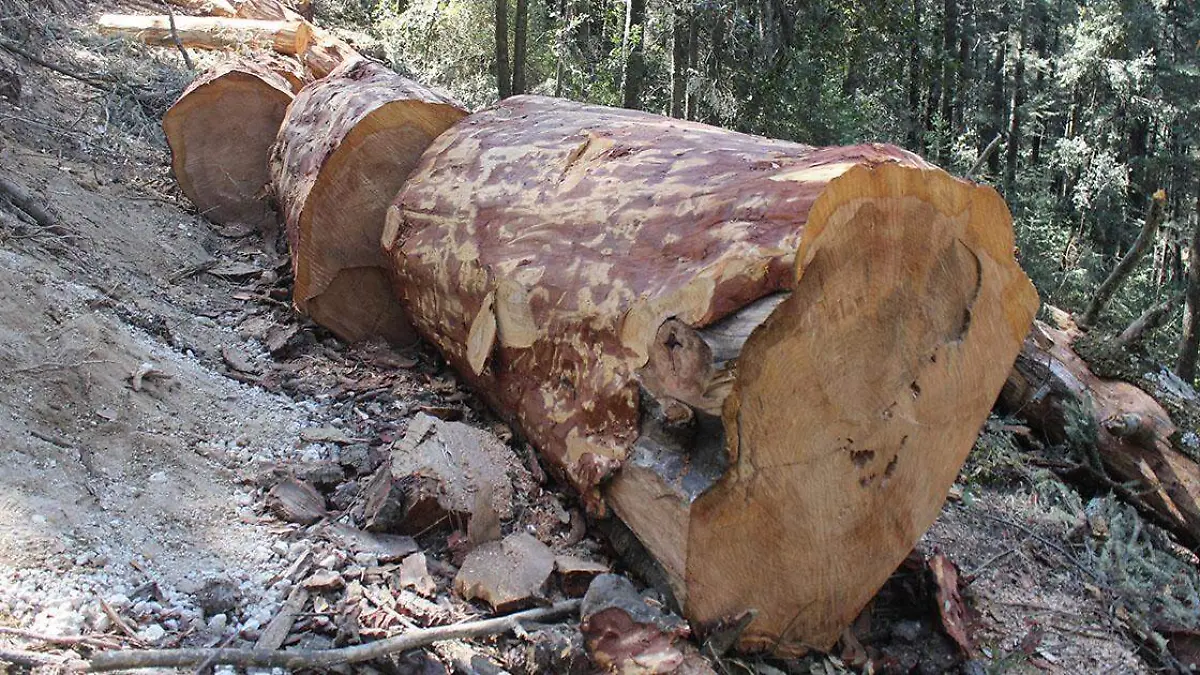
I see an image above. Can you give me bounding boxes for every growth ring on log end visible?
[163,60,295,235]
[271,59,467,344]
[384,95,1039,655]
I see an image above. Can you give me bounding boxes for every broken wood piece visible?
[88,599,581,671]
[396,552,436,597]
[163,60,294,235]
[255,586,309,651]
[580,574,690,674]
[129,362,170,392]
[384,95,1039,653]
[454,533,555,612]
[266,477,327,524]
[553,555,609,598]
[98,14,309,54]
[270,59,466,344]
[302,570,345,592]
[0,175,65,234]
[380,413,516,535]
[323,523,418,563]
[928,553,974,657]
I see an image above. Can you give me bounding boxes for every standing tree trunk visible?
[554,0,567,97]
[685,14,699,120]
[1177,180,1200,382]
[382,95,1038,656]
[495,0,511,99]
[621,0,646,109]
[1004,20,1026,198]
[907,0,923,151]
[670,8,687,118]
[270,60,466,344]
[937,0,957,163]
[983,39,1006,176]
[511,0,528,94]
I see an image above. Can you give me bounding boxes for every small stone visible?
[139,624,166,642]
[271,540,289,558]
[195,579,239,617]
[207,613,228,633]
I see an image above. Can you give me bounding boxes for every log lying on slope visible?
[271,60,466,344]
[163,60,295,233]
[383,95,1039,654]
[1000,317,1200,546]
[98,15,309,54]
[98,13,357,79]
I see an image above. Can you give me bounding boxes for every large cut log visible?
[98,15,310,55]
[271,60,466,344]
[1000,316,1200,545]
[163,59,294,233]
[382,95,1039,654]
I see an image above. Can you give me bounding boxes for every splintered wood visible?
[384,95,1038,654]
[364,413,515,535]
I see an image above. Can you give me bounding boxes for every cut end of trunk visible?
[271,61,467,344]
[677,163,1038,654]
[163,62,294,233]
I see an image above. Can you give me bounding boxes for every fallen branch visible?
[161,1,195,70]
[88,599,581,671]
[0,626,120,649]
[0,175,65,234]
[0,647,71,668]
[1082,190,1168,328]
[969,134,1003,178]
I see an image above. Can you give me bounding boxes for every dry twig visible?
[88,599,581,671]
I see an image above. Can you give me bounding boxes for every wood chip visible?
[323,523,418,563]
[554,555,609,598]
[454,532,555,612]
[302,570,345,592]
[397,552,436,597]
[266,477,327,525]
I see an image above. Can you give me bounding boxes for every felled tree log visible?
[165,0,237,16]
[98,14,310,54]
[163,60,294,233]
[270,60,465,343]
[384,95,1039,654]
[1000,317,1200,545]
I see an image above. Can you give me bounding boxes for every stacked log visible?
[162,60,295,234]
[383,95,1039,654]
[271,60,466,344]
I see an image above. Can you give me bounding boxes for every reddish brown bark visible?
[384,95,1038,653]
[271,60,465,344]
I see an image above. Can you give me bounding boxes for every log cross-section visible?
[383,95,1039,654]
[163,60,295,234]
[270,60,467,344]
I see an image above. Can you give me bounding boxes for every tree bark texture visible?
[382,95,1039,654]
[621,0,646,109]
[495,0,511,99]
[270,60,466,344]
[511,0,528,94]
